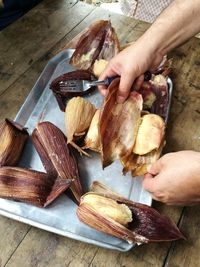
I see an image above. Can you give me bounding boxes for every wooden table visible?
[0,1,200,266]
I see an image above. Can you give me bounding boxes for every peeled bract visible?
[133,114,165,155]
[99,78,143,168]
[32,121,83,203]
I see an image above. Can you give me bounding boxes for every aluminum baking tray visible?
[0,49,173,252]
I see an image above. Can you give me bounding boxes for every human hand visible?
[98,38,163,103]
[143,151,200,206]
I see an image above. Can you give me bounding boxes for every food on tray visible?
[99,78,143,168]
[120,114,165,175]
[0,167,72,207]
[48,19,171,176]
[83,109,101,152]
[138,74,169,119]
[65,96,96,156]
[122,147,163,176]
[92,59,109,78]
[69,20,120,73]
[50,70,96,111]
[77,181,184,244]
[32,121,83,203]
[0,119,29,167]
[133,114,165,155]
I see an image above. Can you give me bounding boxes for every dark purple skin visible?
[112,195,185,242]
[49,70,96,111]
[127,203,184,242]
[137,79,169,119]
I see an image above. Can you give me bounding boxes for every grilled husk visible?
[0,167,72,207]
[69,20,120,72]
[32,121,83,203]
[0,119,28,167]
[49,70,96,111]
[77,182,184,243]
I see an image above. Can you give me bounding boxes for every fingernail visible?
[117,96,125,104]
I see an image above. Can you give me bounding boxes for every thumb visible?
[147,158,163,176]
[117,72,136,103]
[142,173,155,193]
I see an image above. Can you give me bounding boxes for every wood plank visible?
[164,206,200,267]
[0,216,30,266]
[4,227,98,267]
[0,0,95,95]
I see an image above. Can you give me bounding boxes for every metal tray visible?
[0,49,173,252]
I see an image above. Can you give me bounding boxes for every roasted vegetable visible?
[77,182,184,244]
[133,114,165,155]
[65,96,96,155]
[99,78,143,168]
[0,119,28,167]
[150,74,169,118]
[32,121,83,203]
[83,109,101,152]
[0,167,72,207]
[138,74,169,119]
[92,59,109,77]
[70,20,120,72]
[122,147,163,176]
[49,70,96,111]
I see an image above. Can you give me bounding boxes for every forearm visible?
[139,0,200,57]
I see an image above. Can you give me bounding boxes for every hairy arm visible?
[143,0,200,59]
[99,0,200,103]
